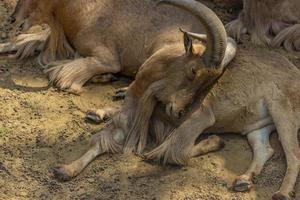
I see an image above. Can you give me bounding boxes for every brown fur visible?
[12,0,77,64]
[50,0,236,184]
[11,0,296,198]
[123,81,161,154]
[146,49,300,199]
[51,35,300,199]
[226,0,300,51]
[2,0,217,93]
[50,39,227,180]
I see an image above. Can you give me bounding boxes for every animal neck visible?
[189,68,226,113]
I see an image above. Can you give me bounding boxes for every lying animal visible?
[54,1,300,200]
[1,0,230,94]
[50,0,236,183]
[226,0,300,51]
[143,2,300,200]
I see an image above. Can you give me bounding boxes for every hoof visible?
[232,176,253,192]
[112,92,126,101]
[272,192,290,200]
[85,111,103,124]
[65,84,85,95]
[110,75,119,82]
[112,88,127,101]
[49,166,73,182]
[90,74,118,83]
[208,135,225,149]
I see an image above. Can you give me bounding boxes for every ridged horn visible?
[159,0,227,68]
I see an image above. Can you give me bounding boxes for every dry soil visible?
[0,0,299,200]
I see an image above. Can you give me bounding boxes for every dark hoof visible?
[112,92,126,101]
[207,135,225,150]
[272,192,290,200]
[49,167,72,182]
[90,74,118,83]
[111,75,119,82]
[219,139,225,149]
[85,111,102,124]
[232,177,253,192]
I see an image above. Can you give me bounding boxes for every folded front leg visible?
[86,106,120,124]
[45,52,121,94]
[191,135,225,157]
[145,104,215,165]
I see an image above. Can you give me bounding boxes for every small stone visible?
[19,191,28,197]
[87,178,95,183]
[1,32,7,39]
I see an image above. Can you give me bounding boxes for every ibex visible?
[226,0,300,51]
[53,1,299,199]
[50,0,235,189]
[1,0,232,94]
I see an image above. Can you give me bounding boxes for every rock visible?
[1,32,7,39]
[87,178,95,183]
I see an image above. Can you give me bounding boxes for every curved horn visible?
[159,0,227,68]
[221,37,237,67]
[180,29,237,68]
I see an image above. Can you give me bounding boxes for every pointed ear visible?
[183,31,195,56]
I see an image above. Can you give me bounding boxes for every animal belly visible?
[209,99,271,134]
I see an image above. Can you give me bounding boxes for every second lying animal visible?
[146,45,300,200]
[1,0,226,94]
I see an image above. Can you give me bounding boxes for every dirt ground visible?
[0,0,299,200]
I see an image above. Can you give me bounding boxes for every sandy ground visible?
[0,0,299,199]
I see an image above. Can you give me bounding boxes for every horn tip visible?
[179,27,186,33]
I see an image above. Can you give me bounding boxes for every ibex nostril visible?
[178,110,185,119]
[9,16,16,24]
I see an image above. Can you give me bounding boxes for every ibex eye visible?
[191,67,196,75]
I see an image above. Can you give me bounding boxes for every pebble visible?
[87,178,95,183]
[18,191,28,197]
[1,31,7,39]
